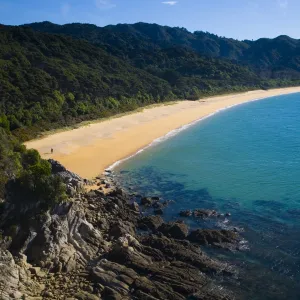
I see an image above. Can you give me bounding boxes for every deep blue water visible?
[114,93,300,299]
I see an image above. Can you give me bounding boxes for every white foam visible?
[106,93,294,171]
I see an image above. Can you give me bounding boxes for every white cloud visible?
[61,3,71,17]
[95,0,116,9]
[277,0,288,9]
[162,1,178,6]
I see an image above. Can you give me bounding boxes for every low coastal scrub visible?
[0,128,67,220]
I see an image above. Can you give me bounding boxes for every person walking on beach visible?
[51,148,54,154]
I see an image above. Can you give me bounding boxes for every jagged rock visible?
[109,221,136,239]
[193,209,219,218]
[188,229,239,250]
[29,266,46,278]
[138,216,164,231]
[0,163,238,299]
[154,208,163,215]
[140,197,154,206]
[0,250,44,300]
[74,291,100,300]
[49,159,85,192]
[15,202,104,272]
[108,188,125,197]
[138,235,234,275]
[158,222,189,239]
[179,210,192,217]
[152,202,163,209]
[130,202,140,213]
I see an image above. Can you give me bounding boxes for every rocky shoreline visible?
[0,160,243,300]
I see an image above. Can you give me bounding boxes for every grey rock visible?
[138,216,164,231]
[158,222,189,239]
[154,208,163,215]
[0,250,44,300]
[140,197,153,206]
[188,229,239,250]
[130,202,140,213]
[179,210,192,217]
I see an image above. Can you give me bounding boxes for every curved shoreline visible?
[106,95,268,171]
[25,87,300,178]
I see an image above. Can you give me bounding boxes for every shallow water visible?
[114,93,300,299]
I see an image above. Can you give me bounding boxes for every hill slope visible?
[0,24,266,139]
[27,21,300,80]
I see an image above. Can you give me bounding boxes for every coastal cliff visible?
[0,160,240,300]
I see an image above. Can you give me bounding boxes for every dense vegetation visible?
[1,23,300,142]
[28,22,300,80]
[0,128,66,206]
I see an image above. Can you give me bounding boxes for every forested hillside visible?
[27,22,300,80]
[0,24,276,141]
[1,22,300,141]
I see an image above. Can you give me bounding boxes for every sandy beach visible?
[25,87,300,178]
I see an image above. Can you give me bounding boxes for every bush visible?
[10,159,67,209]
[0,128,67,210]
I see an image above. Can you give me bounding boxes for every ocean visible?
[114,93,300,299]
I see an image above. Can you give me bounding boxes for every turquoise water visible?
[114,93,300,299]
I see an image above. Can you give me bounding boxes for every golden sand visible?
[25,87,300,178]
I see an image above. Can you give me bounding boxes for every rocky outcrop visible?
[138,215,164,231]
[157,222,189,239]
[0,169,241,299]
[188,229,241,250]
[19,201,105,273]
[180,209,221,218]
[0,251,44,299]
[48,159,87,195]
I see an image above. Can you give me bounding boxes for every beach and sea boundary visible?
[25,87,300,178]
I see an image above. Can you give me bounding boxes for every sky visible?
[0,0,299,40]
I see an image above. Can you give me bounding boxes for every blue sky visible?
[0,0,299,40]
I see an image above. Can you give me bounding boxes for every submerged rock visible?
[193,209,220,218]
[179,210,192,217]
[154,208,163,215]
[140,197,154,206]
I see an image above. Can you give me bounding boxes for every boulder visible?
[74,291,100,300]
[138,216,164,231]
[140,197,153,206]
[109,221,136,239]
[154,208,163,215]
[193,209,219,218]
[179,210,192,217]
[130,202,140,213]
[158,222,189,239]
[152,202,163,209]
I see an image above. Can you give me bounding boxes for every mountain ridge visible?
[24,21,300,79]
